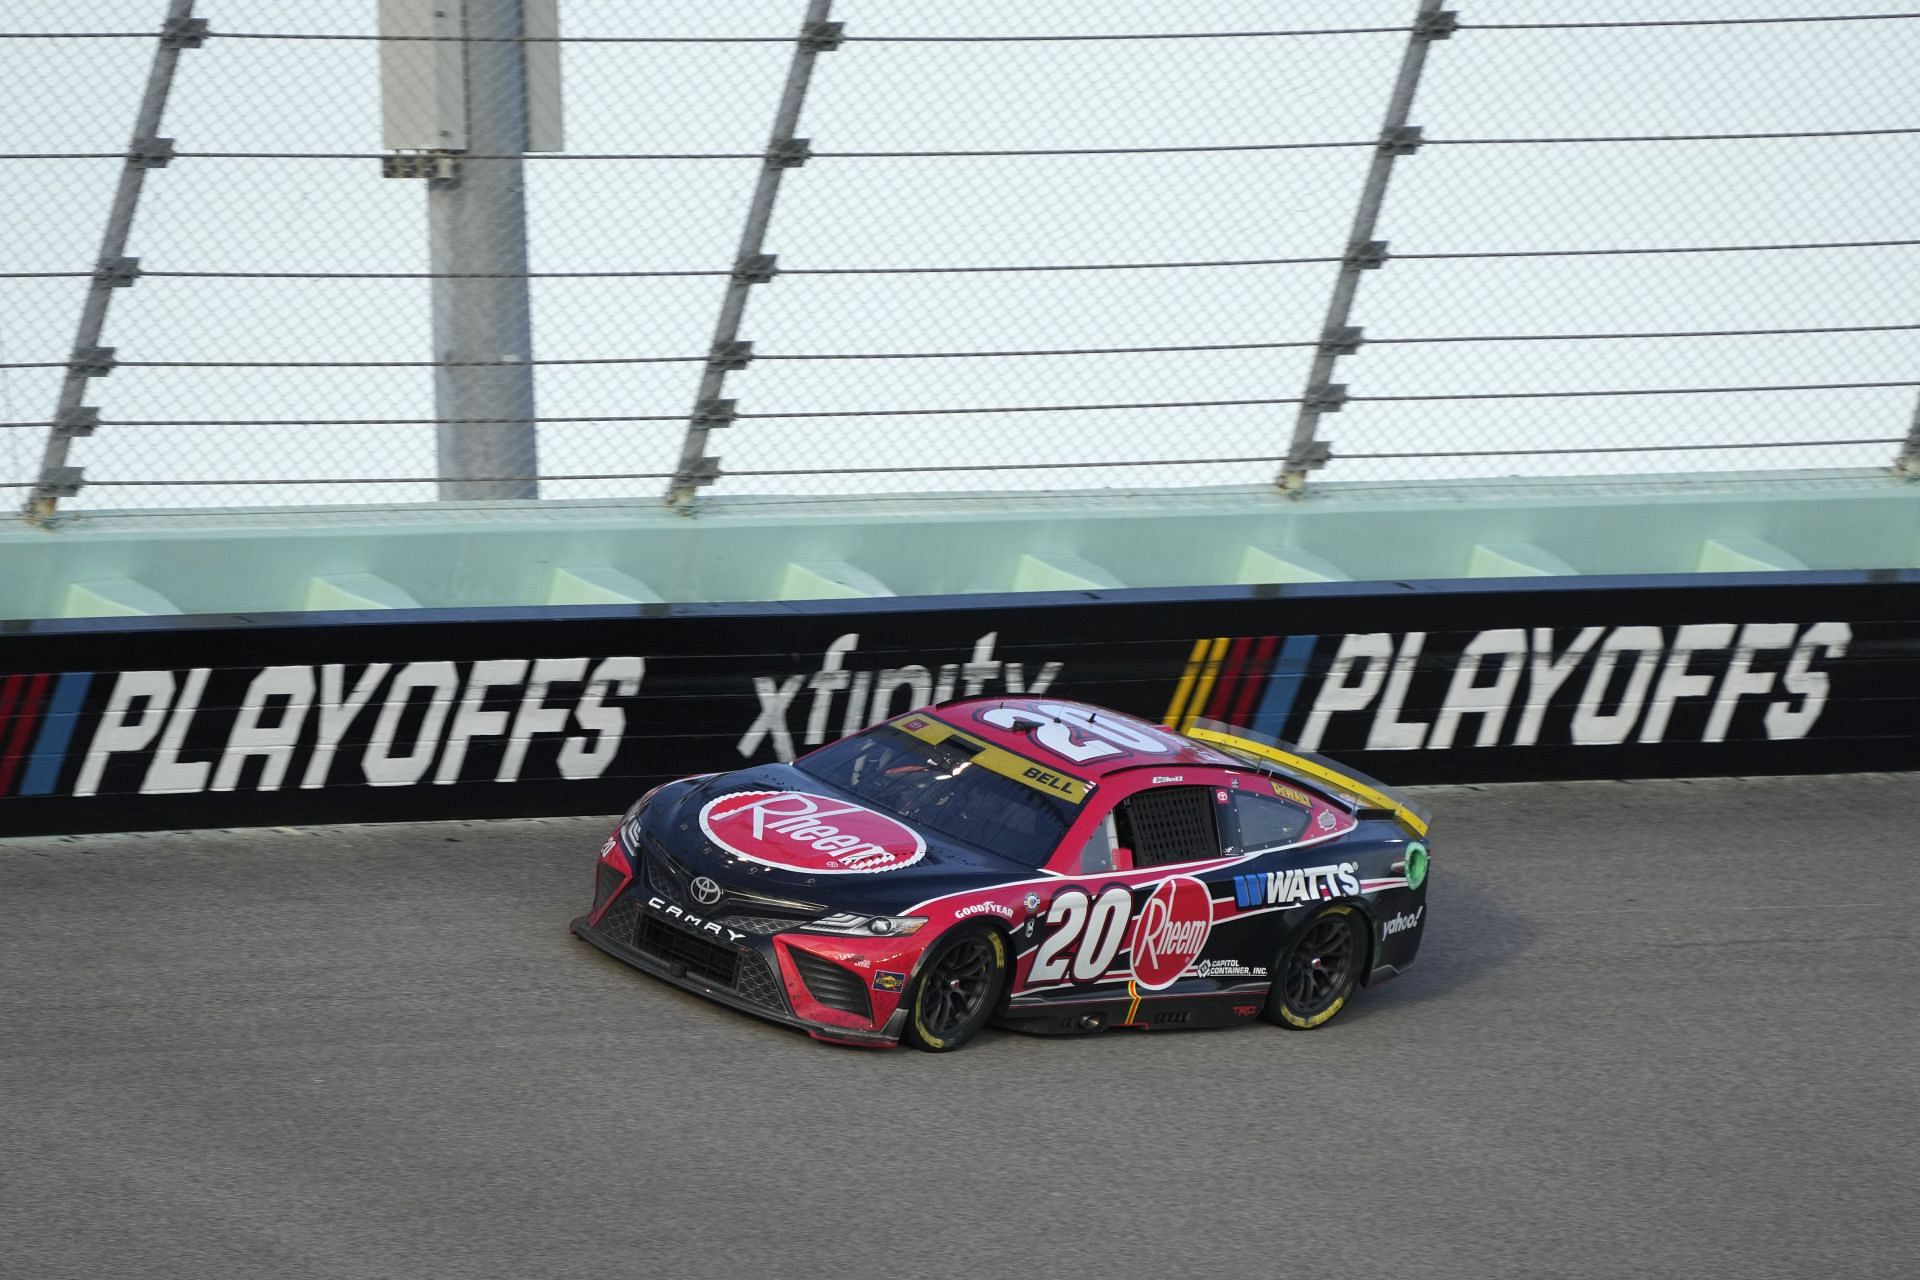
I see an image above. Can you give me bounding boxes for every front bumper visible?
[571,908,904,1048]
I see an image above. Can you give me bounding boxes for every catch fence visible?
[2,0,1918,515]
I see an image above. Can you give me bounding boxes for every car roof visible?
[924,697,1242,782]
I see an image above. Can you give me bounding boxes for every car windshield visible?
[794,724,1079,868]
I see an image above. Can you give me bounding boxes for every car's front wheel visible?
[1265,904,1363,1029]
[901,926,1006,1052]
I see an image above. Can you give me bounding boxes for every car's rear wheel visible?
[901,926,1006,1052]
[1265,904,1362,1030]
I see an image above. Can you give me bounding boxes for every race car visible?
[571,697,1431,1051]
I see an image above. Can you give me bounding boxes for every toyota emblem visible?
[691,876,723,906]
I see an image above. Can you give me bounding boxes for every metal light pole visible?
[381,0,562,501]
[429,0,536,500]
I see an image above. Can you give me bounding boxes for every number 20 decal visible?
[979,702,1176,764]
[1030,886,1134,983]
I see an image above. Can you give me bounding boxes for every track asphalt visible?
[4,774,1917,1280]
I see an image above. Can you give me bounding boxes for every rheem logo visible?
[1130,876,1214,990]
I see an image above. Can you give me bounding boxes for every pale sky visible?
[3,1,1917,510]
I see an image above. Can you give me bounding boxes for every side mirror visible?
[1111,845,1135,872]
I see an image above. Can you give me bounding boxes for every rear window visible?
[795,725,1077,868]
[1230,791,1311,853]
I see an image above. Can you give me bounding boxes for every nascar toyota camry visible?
[572,697,1431,1051]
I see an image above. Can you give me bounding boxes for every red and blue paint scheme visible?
[0,672,94,799]
[571,697,1431,1050]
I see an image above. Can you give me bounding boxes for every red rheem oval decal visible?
[699,791,927,874]
[1129,875,1213,990]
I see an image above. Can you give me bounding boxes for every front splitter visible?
[570,916,898,1047]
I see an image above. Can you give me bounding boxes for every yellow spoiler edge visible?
[1185,723,1430,840]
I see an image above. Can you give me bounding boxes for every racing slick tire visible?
[901,925,1007,1053]
[1265,903,1363,1030]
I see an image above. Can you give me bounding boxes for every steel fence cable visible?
[0,27,1418,44]
[226,25,1422,42]
[9,468,1899,497]
[1348,381,1920,403]
[6,237,1915,286]
[644,438,1909,468]
[7,322,1920,372]
[9,125,1920,162]
[15,433,1900,491]
[0,473,674,487]
[7,379,1920,431]
[1421,128,1920,146]
[1363,322,1920,345]
[1397,239,1920,261]
[8,14,1919,42]
[0,354,711,370]
[1464,14,1920,32]
[1335,437,1905,458]
[814,127,1920,153]
[0,255,1353,278]
[0,401,1304,428]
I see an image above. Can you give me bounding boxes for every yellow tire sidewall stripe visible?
[1279,904,1355,1029]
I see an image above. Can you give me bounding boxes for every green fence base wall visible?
[4,471,1917,621]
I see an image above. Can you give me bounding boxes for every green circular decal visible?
[1404,842,1428,890]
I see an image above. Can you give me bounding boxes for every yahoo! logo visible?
[1382,906,1425,938]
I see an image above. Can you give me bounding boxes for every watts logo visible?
[1233,862,1360,909]
[1167,623,1850,752]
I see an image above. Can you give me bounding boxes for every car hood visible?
[637,764,1042,913]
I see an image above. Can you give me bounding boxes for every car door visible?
[1011,770,1247,1009]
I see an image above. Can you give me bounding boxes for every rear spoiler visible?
[1183,718,1431,840]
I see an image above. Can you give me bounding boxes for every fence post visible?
[24,0,202,524]
[665,0,840,511]
[1277,0,1455,495]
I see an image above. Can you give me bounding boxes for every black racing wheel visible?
[902,926,1007,1052]
[1265,904,1363,1030]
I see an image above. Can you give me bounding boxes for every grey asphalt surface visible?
[4,775,1918,1280]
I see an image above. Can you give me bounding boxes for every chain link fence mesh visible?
[2,0,1917,513]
